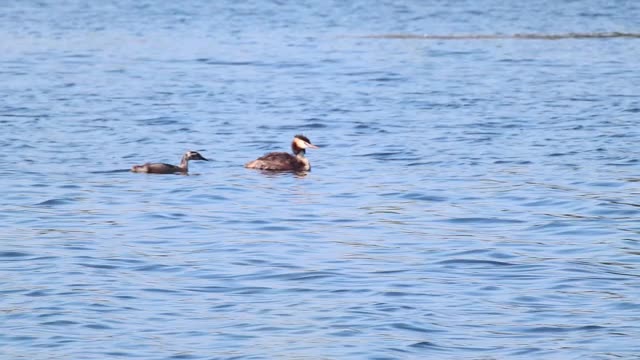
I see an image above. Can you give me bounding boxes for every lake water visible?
[1,1,640,359]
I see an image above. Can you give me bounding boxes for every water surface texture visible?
[1,1,640,359]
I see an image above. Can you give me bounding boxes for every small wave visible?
[401,192,447,202]
[134,264,181,272]
[25,290,50,297]
[523,325,606,333]
[40,320,78,326]
[256,225,297,231]
[0,251,31,258]
[137,117,179,126]
[90,169,131,174]
[36,198,73,206]
[231,286,272,295]
[195,58,256,66]
[304,122,328,129]
[77,263,119,270]
[437,259,515,266]
[250,270,341,281]
[188,194,229,201]
[142,288,179,294]
[409,341,443,349]
[185,286,229,293]
[354,32,640,40]
[392,323,445,334]
[168,354,200,360]
[444,217,525,224]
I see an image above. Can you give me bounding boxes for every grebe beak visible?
[294,137,319,150]
[193,153,209,161]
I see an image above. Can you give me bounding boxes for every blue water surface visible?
[1,1,639,359]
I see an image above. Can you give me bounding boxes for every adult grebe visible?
[245,134,319,171]
[131,151,208,174]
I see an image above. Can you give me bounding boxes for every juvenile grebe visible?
[131,151,208,174]
[245,134,318,172]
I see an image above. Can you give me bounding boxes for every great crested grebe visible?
[245,134,319,172]
[131,150,208,174]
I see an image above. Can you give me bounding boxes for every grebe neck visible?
[179,154,190,171]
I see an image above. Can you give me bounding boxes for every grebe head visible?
[292,134,319,155]
[185,151,209,161]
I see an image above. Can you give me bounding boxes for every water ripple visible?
[358,32,640,40]
[2,1,639,359]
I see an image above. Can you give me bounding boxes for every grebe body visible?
[245,135,318,172]
[131,151,208,174]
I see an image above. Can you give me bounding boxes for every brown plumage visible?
[131,151,208,174]
[245,135,319,172]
